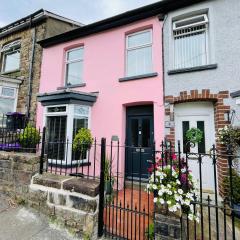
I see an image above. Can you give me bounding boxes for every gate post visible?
[39,127,46,174]
[98,138,106,237]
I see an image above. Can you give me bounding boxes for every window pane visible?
[47,106,66,113]
[142,118,151,147]
[3,51,20,72]
[72,118,88,160]
[66,61,83,85]
[0,98,15,115]
[182,121,190,153]
[128,31,151,48]
[174,31,206,69]
[127,46,152,76]
[67,48,83,61]
[130,119,139,147]
[46,116,67,160]
[2,87,14,97]
[197,121,206,153]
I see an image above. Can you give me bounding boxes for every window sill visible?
[1,69,20,75]
[119,72,158,82]
[57,83,86,90]
[168,64,218,75]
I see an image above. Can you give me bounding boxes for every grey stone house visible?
[163,0,240,194]
[0,9,82,121]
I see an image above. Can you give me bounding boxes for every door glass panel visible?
[182,121,190,153]
[130,119,139,147]
[197,121,206,153]
[46,116,67,160]
[142,118,151,147]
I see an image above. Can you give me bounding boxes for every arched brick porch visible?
[164,89,230,196]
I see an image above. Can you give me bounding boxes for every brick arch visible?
[165,89,230,196]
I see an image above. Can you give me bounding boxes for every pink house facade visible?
[37,14,164,178]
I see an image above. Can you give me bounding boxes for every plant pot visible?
[233,203,240,218]
[105,181,113,195]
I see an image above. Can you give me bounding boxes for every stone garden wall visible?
[0,151,100,239]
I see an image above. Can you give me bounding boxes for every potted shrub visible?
[224,169,240,218]
[19,124,41,152]
[73,128,93,156]
[104,156,114,195]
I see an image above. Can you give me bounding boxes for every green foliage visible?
[224,169,240,203]
[73,128,93,152]
[104,156,113,182]
[19,124,41,147]
[145,223,154,240]
[218,125,240,150]
[186,127,203,144]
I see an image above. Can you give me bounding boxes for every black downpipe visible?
[26,16,36,119]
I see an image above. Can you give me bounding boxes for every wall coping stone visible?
[63,178,100,197]
[0,151,40,164]
[32,173,73,189]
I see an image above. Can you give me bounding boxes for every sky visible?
[0,0,160,27]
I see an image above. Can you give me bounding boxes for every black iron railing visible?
[0,114,41,153]
[38,136,240,240]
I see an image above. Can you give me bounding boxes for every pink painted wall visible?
[37,17,164,168]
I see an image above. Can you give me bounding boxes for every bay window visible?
[173,14,209,69]
[126,29,153,77]
[65,47,84,86]
[44,104,90,165]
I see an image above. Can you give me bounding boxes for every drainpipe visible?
[26,16,36,119]
[159,13,168,141]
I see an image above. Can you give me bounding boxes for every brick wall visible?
[165,89,230,195]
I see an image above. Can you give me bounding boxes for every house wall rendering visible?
[38,17,164,145]
[163,0,240,194]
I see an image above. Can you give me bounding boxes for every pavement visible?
[0,194,79,240]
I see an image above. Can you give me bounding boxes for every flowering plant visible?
[147,155,199,222]
[218,125,240,150]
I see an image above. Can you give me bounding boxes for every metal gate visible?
[98,139,240,240]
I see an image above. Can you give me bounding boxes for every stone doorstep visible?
[32,173,73,189]
[63,178,100,197]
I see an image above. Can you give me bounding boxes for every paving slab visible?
[0,195,78,240]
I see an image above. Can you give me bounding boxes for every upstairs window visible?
[126,29,153,77]
[65,47,84,86]
[1,40,21,73]
[173,14,209,69]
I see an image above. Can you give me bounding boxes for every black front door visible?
[125,106,154,179]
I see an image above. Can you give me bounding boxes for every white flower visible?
[167,184,171,188]
[178,189,183,195]
[153,184,157,190]
[185,199,191,206]
[167,200,171,205]
[158,190,163,196]
[176,180,181,185]
[168,190,172,195]
[153,198,158,203]
[159,198,165,204]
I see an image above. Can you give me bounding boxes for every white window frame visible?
[65,47,84,86]
[0,84,18,115]
[125,29,153,77]
[44,103,91,165]
[172,14,209,69]
[1,40,21,73]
